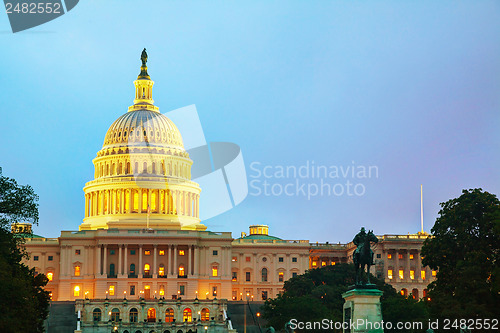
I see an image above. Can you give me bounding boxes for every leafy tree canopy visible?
[262,264,428,332]
[421,188,500,320]
[0,168,49,333]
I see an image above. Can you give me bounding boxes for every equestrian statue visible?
[352,227,378,285]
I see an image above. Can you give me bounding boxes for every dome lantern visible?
[129,48,159,113]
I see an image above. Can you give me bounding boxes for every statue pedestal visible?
[342,288,383,333]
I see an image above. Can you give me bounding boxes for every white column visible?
[103,245,107,276]
[153,245,157,278]
[168,245,172,276]
[194,246,199,277]
[416,250,422,282]
[118,246,123,276]
[395,250,400,282]
[188,245,192,276]
[139,245,143,278]
[96,245,101,276]
[173,245,178,276]
[124,245,128,277]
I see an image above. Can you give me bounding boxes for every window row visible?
[233,256,298,263]
[387,269,436,280]
[94,159,190,179]
[232,269,298,282]
[92,307,210,323]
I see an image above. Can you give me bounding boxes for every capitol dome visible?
[80,49,204,231]
[102,110,184,150]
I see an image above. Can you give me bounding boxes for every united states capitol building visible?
[17,52,434,333]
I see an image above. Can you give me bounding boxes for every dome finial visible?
[138,48,150,79]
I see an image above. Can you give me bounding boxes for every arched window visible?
[144,264,150,276]
[201,308,210,321]
[158,264,165,277]
[147,308,156,322]
[401,288,408,297]
[412,288,419,299]
[183,308,192,322]
[261,268,268,282]
[111,308,120,322]
[133,191,139,211]
[109,263,115,277]
[129,308,138,323]
[165,308,174,323]
[93,308,101,322]
[46,272,53,282]
[143,162,148,174]
[178,265,185,277]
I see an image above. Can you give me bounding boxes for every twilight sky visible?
[0,0,499,242]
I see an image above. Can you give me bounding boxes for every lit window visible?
[158,266,165,276]
[144,250,151,256]
[410,270,415,280]
[399,269,404,279]
[159,250,165,256]
[75,250,81,255]
[147,307,156,322]
[183,308,192,322]
[312,261,317,267]
[212,266,218,277]
[409,254,414,260]
[109,285,115,296]
[159,287,164,296]
[232,272,237,281]
[232,256,237,262]
[292,257,297,263]
[74,266,81,277]
[179,250,185,256]
[278,272,284,282]
[321,262,326,266]
[398,254,403,260]
[432,270,437,277]
[179,266,185,277]
[165,308,174,322]
[387,253,392,259]
[73,285,80,297]
[331,262,336,265]
[421,270,426,280]
[245,257,251,262]
[47,272,53,282]
[201,308,210,321]
[388,269,393,279]
[49,292,53,300]
[144,264,150,275]
[212,286,217,296]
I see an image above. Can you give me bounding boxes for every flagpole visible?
[420,184,424,233]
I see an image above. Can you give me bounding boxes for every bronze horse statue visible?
[353,228,378,285]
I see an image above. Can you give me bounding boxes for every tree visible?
[0,168,50,333]
[262,264,428,332]
[421,188,500,321]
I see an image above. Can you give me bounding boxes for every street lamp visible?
[123,291,127,299]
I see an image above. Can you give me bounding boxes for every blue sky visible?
[1,0,499,242]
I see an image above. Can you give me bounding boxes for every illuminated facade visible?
[18,51,434,331]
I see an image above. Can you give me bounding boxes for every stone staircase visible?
[44,301,77,333]
[226,302,267,333]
